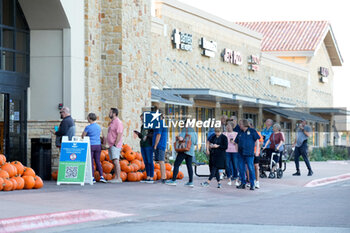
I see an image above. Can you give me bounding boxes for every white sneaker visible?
[109,178,122,183]
[255,181,260,189]
[227,180,232,186]
[235,180,240,187]
[246,183,250,188]
[220,174,224,180]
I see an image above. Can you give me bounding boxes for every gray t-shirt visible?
[296,125,311,147]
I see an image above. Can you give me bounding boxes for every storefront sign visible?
[222,48,242,65]
[248,55,260,72]
[57,136,93,186]
[319,67,329,77]
[199,37,217,57]
[171,28,192,51]
[270,76,290,88]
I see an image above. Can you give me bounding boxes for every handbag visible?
[174,133,192,152]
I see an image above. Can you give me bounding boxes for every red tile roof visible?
[237,21,329,52]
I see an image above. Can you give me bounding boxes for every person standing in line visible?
[153,111,168,183]
[223,122,239,186]
[230,116,241,133]
[293,118,313,176]
[107,108,124,183]
[201,127,228,188]
[166,123,197,187]
[247,119,263,189]
[219,115,228,179]
[261,119,274,150]
[235,119,260,190]
[82,113,106,183]
[53,106,75,147]
[134,113,154,183]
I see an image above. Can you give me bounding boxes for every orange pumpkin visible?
[105,173,113,180]
[142,171,147,179]
[127,172,139,182]
[0,169,9,179]
[34,176,44,189]
[166,170,171,180]
[120,171,127,181]
[121,163,133,173]
[141,162,145,170]
[94,171,101,181]
[13,176,24,190]
[100,151,106,162]
[124,151,136,161]
[23,175,35,189]
[105,153,111,162]
[0,177,4,191]
[52,171,58,181]
[0,154,6,166]
[122,144,132,153]
[119,159,129,167]
[11,161,24,176]
[131,159,141,168]
[177,171,184,180]
[102,161,114,173]
[10,178,18,190]
[1,163,17,178]
[153,172,157,181]
[3,178,13,191]
[23,167,36,177]
[165,163,172,171]
[154,163,160,170]
[155,169,161,180]
[135,152,142,161]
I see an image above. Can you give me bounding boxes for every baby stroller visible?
[259,149,284,179]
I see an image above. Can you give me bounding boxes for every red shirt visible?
[269,132,283,150]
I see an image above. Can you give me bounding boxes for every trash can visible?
[31,138,51,180]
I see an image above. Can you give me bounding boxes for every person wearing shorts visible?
[152,112,168,183]
[248,119,263,189]
[107,108,124,183]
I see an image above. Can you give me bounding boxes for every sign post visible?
[57,136,93,186]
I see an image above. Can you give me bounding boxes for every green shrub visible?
[195,151,209,164]
[310,146,349,161]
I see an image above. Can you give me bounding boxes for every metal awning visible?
[310,108,350,116]
[264,108,329,123]
[151,88,193,106]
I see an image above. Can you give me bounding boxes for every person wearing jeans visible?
[82,113,106,183]
[223,123,238,186]
[135,113,154,183]
[167,125,197,187]
[235,119,261,190]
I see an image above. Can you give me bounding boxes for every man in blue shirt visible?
[153,112,168,183]
[235,119,261,190]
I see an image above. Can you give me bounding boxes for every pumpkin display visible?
[34,176,44,189]
[23,176,35,189]
[23,167,36,177]
[121,163,133,173]
[142,171,147,179]
[100,150,106,162]
[10,178,18,190]
[154,163,160,170]
[11,161,24,176]
[120,171,127,182]
[102,161,114,173]
[105,173,113,180]
[0,154,6,166]
[135,152,142,161]
[177,171,184,180]
[127,172,139,182]
[52,171,58,181]
[3,178,13,191]
[140,161,145,170]
[165,163,172,171]
[119,159,129,167]
[13,176,24,190]
[124,151,136,161]
[122,144,132,153]
[166,170,172,180]
[0,177,4,191]
[1,163,17,178]
[0,169,9,179]
[155,169,161,180]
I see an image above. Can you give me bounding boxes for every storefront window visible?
[243,113,257,127]
[2,51,14,71]
[2,0,14,26]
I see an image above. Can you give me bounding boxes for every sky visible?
[178,0,350,109]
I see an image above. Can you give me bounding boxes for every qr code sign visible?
[65,166,78,178]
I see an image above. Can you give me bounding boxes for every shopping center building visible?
[0,0,345,169]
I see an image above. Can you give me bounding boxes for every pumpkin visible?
[142,171,147,179]
[154,169,161,180]
[10,178,18,190]
[1,163,17,178]
[34,176,44,189]
[121,163,133,173]
[154,163,160,170]
[0,169,10,179]
[52,171,58,181]
[122,144,132,153]
[141,162,145,170]
[153,172,157,181]
[120,171,127,181]
[112,173,116,179]
[124,151,136,161]
[105,153,111,162]
[102,161,114,173]
[3,178,13,191]
[23,175,35,189]
[119,159,129,167]
[0,154,6,166]
[127,172,139,182]
[165,163,172,171]
[166,170,172,180]
[135,152,142,161]
[11,161,24,176]
[13,176,24,190]
[105,173,113,180]
[23,167,36,177]
[177,171,184,180]
[94,171,101,181]
[0,177,4,191]
[100,150,106,161]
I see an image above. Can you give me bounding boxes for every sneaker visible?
[217,183,222,188]
[140,179,147,183]
[307,170,313,176]
[236,183,246,189]
[255,181,260,189]
[227,180,232,186]
[293,171,301,176]
[250,185,255,190]
[100,177,107,183]
[235,180,240,187]
[145,179,154,184]
[220,174,224,180]
[246,183,250,188]
[184,182,194,187]
[161,179,166,184]
[93,178,96,184]
[109,178,122,183]
[200,181,209,187]
[165,180,177,186]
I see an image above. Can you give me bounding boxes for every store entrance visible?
[0,91,26,164]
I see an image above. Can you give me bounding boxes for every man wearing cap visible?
[293,118,313,176]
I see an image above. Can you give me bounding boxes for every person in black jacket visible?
[53,107,75,147]
[201,127,228,188]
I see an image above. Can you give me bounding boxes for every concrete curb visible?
[304,173,350,188]
[0,209,132,233]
